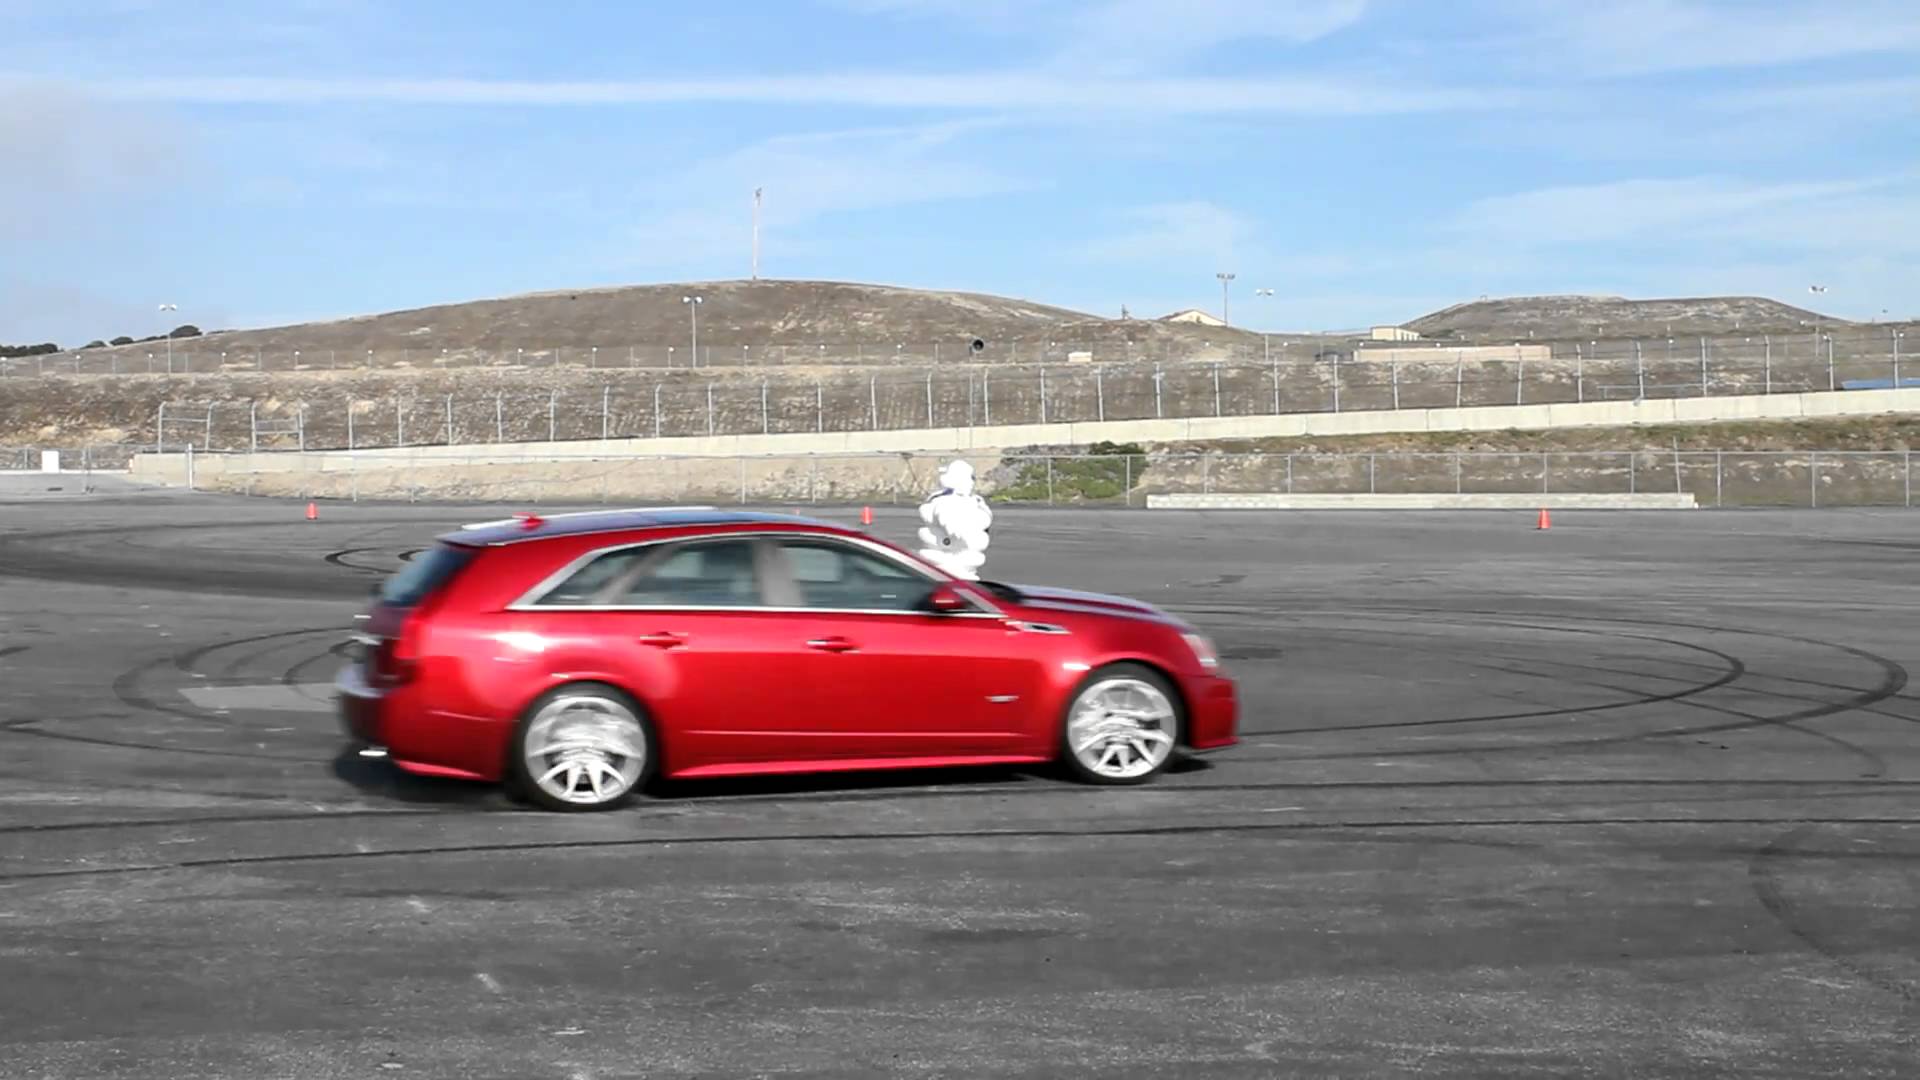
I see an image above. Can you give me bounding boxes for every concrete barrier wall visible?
[130,386,1920,486]
[1147,493,1699,510]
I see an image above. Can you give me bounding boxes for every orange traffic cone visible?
[860,506,873,527]
[306,501,318,521]
[1536,507,1551,530]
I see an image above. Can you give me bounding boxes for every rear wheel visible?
[1059,663,1182,785]
[508,683,655,812]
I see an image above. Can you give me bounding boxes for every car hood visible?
[988,582,1187,627]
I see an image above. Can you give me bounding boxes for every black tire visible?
[1058,662,1184,786]
[506,682,657,812]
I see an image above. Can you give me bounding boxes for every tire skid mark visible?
[5,815,1919,886]
[1242,629,1745,738]
[1474,664,1890,779]
[1749,824,1918,1004]
[109,626,345,724]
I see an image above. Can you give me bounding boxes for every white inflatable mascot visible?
[917,460,993,581]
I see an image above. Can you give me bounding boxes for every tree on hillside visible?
[168,324,202,338]
[83,340,107,349]
[0,342,60,358]
[110,336,134,346]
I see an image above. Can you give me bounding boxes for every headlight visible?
[1181,632,1219,670]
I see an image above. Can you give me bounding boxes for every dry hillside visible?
[1405,295,1846,340]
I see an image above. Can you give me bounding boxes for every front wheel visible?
[508,683,655,812]
[1059,664,1183,785]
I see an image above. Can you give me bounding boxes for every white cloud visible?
[1486,0,1920,77]
[73,71,1516,116]
[1051,0,1370,74]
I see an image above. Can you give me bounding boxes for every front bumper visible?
[1185,673,1238,751]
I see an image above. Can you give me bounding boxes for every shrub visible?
[993,441,1150,503]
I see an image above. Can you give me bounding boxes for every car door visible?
[511,535,815,772]
[760,534,1045,759]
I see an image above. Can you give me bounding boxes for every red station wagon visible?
[337,508,1238,811]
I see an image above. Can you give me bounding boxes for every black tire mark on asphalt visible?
[0,645,27,661]
[4,815,1918,885]
[109,626,345,723]
[1749,824,1918,1004]
[322,546,424,575]
[0,717,318,763]
[1240,628,1745,737]
[0,808,471,836]
[1475,662,1890,779]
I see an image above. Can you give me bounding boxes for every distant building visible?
[1369,326,1422,341]
[1160,308,1226,327]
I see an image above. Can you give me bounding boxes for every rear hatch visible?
[356,541,479,687]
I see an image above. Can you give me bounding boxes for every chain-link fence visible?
[0,446,138,472]
[136,345,1920,455]
[177,449,1917,509]
[4,325,1912,378]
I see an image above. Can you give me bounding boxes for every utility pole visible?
[1216,272,1236,327]
[751,188,762,280]
[158,303,178,372]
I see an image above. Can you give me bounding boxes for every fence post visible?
[1764,336,1772,394]
[1332,357,1341,412]
[1153,368,1163,418]
[1202,455,1210,495]
[1636,341,1646,400]
[445,394,454,445]
[707,384,716,436]
[924,372,933,428]
[496,394,504,442]
[816,382,824,432]
[1368,454,1376,494]
[1515,355,1524,405]
[1391,360,1400,409]
[1453,452,1461,494]
[1699,336,1709,396]
[549,390,558,442]
[1716,450,1723,507]
[1287,453,1295,494]
[1455,357,1463,407]
[185,442,194,491]
[1542,451,1549,494]
[156,403,165,453]
[249,402,258,453]
[1096,367,1105,422]
[1040,367,1049,424]
[397,397,404,447]
[1906,449,1912,509]
[1047,457,1055,504]
[1576,345,1584,403]
[1271,359,1280,414]
[764,381,771,434]
[869,376,878,430]
[1810,451,1818,508]
[1827,338,1835,392]
[347,401,355,451]
[984,369,992,426]
[602,386,611,441]
[1212,364,1222,417]
[1629,453,1636,494]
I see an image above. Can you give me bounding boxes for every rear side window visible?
[527,539,765,608]
[378,544,475,607]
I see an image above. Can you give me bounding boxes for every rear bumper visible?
[336,663,386,746]
[1184,673,1238,751]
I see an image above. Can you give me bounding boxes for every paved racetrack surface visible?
[2,491,1917,1078]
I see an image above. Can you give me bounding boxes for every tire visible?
[507,682,656,812]
[1058,663,1183,786]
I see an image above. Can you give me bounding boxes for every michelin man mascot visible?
[917,460,992,581]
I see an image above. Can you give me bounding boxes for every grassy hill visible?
[1404,295,1847,340]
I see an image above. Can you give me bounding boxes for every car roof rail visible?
[459,506,717,530]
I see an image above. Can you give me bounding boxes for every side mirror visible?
[926,584,968,613]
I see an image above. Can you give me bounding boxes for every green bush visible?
[993,442,1150,503]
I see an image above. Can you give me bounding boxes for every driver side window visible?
[777,539,938,612]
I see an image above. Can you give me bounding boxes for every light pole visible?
[682,295,703,368]
[1216,272,1236,327]
[158,303,178,372]
[1255,288,1274,361]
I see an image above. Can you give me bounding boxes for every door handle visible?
[806,636,858,653]
[637,632,686,649]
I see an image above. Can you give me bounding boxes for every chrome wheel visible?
[519,692,647,807]
[1066,676,1177,781]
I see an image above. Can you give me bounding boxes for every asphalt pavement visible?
[1,493,1916,1078]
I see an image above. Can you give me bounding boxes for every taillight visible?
[366,609,427,686]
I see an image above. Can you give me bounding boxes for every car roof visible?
[443,506,852,547]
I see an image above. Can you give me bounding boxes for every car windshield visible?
[378,543,475,607]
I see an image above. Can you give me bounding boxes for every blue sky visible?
[4,0,1917,344]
